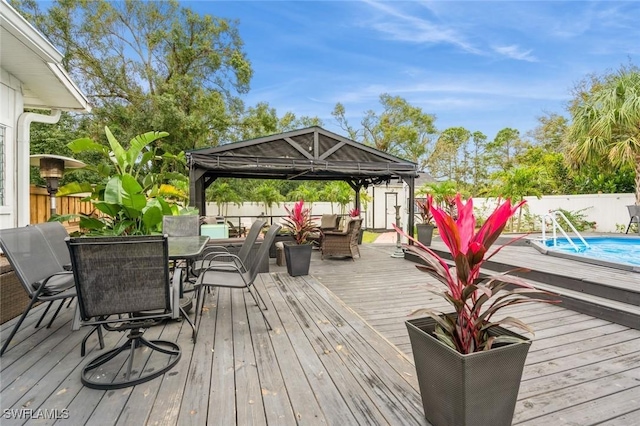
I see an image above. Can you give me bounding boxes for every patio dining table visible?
[168,235,210,297]
[168,235,210,261]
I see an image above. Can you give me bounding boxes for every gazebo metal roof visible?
[187,126,418,232]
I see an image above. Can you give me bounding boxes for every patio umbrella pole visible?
[391,205,404,258]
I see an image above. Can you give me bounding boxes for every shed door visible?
[385,192,398,229]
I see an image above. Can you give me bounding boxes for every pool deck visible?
[1,242,639,425]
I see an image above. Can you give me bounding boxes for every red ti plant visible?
[415,198,434,224]
[348,208,360,218]
[396,193,556,354]
[282,199,319,245]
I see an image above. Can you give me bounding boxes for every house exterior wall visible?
[0,68,24,229]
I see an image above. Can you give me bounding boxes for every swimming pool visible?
[530,236,640,272]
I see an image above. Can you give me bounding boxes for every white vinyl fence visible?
[207,192,637,234]
[474,193,636,233]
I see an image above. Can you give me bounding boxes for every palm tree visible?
[418,181,458,217]
[206,181,241,215]
[253,182,284,216]
[567,67,640,204]
[497,166,543,231]
[320,181,352,214]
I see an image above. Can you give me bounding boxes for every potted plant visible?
[415,198,435,246]
[281,200,319,276]
[55,126,188,235]
[395,194,556,426]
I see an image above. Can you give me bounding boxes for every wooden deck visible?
[1,243,639,425]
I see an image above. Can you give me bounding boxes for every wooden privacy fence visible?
[30,185,94,232]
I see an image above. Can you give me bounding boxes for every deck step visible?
[505,276,640,331]
[404,249,640,331]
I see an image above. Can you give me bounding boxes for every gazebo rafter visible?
[187,126,419,235]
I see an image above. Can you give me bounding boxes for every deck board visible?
[0,243,638,425]
[302,243,640,426]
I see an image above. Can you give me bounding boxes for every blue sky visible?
[191,1,638,141]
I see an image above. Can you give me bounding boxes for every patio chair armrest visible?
[323,230,347,237]
[33,270,75,294]
[201,245,231,256]
[201,252,244,266]
[201,259,244,275]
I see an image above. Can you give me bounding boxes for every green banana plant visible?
[55,126,191,235]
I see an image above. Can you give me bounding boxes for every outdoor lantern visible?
[30,154,86,217]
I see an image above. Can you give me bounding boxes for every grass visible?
[362,230,381,244]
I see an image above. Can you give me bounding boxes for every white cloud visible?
[361,0,483,55]
[493,45,538,62]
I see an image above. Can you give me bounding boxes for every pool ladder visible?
[541,210,590,252]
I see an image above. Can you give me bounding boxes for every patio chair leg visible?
[252,285,269,311]
[1,297,40,356]
[180,306,196,337]
[247,286,272,331]
[192,285,206,343]
[81,325,105,357]
[46,299,66,328]
[125,335,137,381]
[35,301,54,328]
[97,325,104,349]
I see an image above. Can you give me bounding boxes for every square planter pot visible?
[406,315,531,426]
[283,243,313,276]
[416,224,434,246]
[269,233,295,258]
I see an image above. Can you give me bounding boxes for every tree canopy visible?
[566,64,640,203]
[18,0,253,152]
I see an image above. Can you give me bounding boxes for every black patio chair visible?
[0,226,76,356]
[66,235,183,389]
[191,219,266,275]
[625,205,640,234]
[33,222,72,270]
[163,214,201,277]
[227,220,246,238]
[193,224,281,341]
[162,215,200,237]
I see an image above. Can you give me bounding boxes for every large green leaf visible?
[122,204,143,219]
[127,131,169,170]
[105,126,127,173]
[92,201,121,217]
[142,204,163,231]
[79,216,106,231]
[57,181,94,196]
[67,137,109,155]
[103,175,146,212]
[147,197,174,216]
[113,220,135,235]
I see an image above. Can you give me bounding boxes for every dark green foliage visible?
[554,208,597,232]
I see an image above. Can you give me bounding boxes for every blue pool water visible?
[541,237,640,268]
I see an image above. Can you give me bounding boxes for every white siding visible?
[0,67,21,229]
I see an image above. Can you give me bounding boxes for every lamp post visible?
[390,204,405,258]
[30,154,85,217]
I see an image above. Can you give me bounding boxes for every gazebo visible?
[187,126,419,235]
